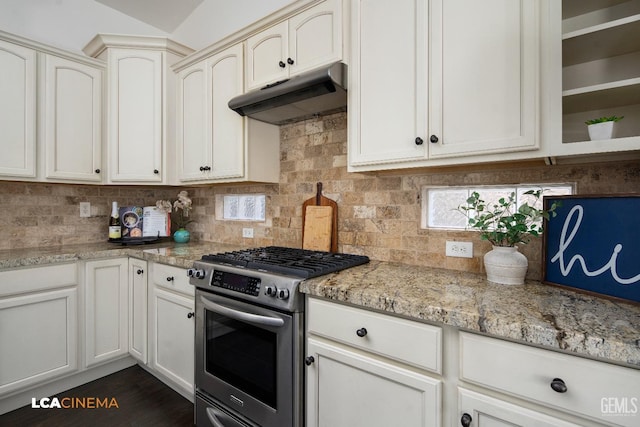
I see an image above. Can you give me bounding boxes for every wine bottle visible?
[109,201,121,240]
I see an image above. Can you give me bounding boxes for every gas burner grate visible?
[201,246,369,278]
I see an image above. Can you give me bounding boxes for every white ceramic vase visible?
[484,246,528,285]
[587,121,615,141]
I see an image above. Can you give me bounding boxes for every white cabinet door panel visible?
[210,44,244,179]
[306,338,441,427]
[0,40,36,178]
[246,22,288,90]
[109,50,163,182]
[43,54,102,182]
[85,259,129,367]
[128,258,148,364]
[429,0,539,157]
[0,288,78,395]
[349,0,428,166]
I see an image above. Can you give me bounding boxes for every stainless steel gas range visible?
[188,246,369,427]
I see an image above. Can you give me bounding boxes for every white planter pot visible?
[587,121,615,141]
[483,246,528,285]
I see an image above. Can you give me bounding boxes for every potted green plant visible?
[458,190,559,285]
[585,115,624,141]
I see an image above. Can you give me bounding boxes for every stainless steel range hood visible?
[228,62,346,125]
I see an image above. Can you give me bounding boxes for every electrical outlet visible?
[79,202,91,218]
[242,228,254,238]
[446,241,473,258]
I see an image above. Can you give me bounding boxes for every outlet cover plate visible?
[242,228,254,238]
[446,241,473,258]
[79,202,91,218]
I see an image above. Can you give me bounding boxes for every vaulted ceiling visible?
[95,0,204,32]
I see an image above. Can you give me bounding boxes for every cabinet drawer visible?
[0,263,77,296]
[151,263,193,296]
[307,297,441,373]
[460,332,640,426]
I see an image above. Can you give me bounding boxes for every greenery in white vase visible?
[457,190,559,247]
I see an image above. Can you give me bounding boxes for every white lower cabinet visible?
[0,264,78,396]
[148,263,195,399]
[84,258,129,367]
[306,297,442,427]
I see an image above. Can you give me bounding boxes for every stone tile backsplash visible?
[2,111,639,280]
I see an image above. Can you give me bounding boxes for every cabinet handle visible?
[461,413,472,427]
[287,57,294,65]
[550,377,567,393]
[415,137,424,145]
[136,269,144,275]
[278,60,286,68]
[153,169,159,174]
[430,135,439,143]
[356,327,368,337]
[305,356,315,366]
[187,312,195,319]
[95,169,101,174]
[199,166,205,171]
[167,276,174,282]
[203,166,211,171]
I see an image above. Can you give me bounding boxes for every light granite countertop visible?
[2,243,639,368]
[0,241,243,270]
[300,260,640,369]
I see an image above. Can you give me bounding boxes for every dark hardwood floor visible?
[0,365,194,427]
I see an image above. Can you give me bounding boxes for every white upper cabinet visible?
[554,0,640,157]
[246,0,343,90]
[348,0,542,171]
[108,49,164,183]
[0,39,36,179]
[42,54,103,182]
[83,34,193,185]
[177,44,245,182]
[175,43,280,184]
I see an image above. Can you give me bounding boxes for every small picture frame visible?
[542,194,640,304]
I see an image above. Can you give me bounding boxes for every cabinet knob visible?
[204,166,211,171]
[153,169,159,174]
[278,60,286,68]
[550,377,567,393]
[287,57,294,65]
[199,166,205,171]
[356,327,368,337]
[415,137,424,145]
[136,269,144,275]
[167,276,174,282]
[305,356,315,366]
[461,413,472,427]
[95,169,101,174]
[430,135,439,143]
[187,312,195,319]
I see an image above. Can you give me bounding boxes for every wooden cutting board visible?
[302,182,338,252]
[302,206,333,251]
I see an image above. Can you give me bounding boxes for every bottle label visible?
[109,226,121,239]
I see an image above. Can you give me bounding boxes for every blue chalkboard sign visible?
[543,195,640,303]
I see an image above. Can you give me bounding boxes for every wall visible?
[189,112,640,281]
[0,183,180,249]
[0,0,167,54]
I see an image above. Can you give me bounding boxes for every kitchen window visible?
[422,184,574,230]
[218,194,266,221]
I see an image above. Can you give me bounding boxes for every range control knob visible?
[276,289,290,300]
[265,285,277,297]
[187,268,205,279]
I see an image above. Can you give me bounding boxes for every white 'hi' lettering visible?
[550,205,640,285]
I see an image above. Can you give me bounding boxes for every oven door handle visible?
[206,406,247,427]
[200,296,285,328]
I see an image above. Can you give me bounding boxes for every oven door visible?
[195,289,302,427]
